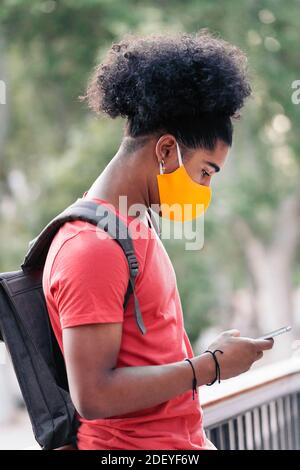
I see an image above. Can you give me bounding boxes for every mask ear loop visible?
[176,142,183,167]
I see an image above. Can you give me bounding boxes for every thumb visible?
[253,338,274,351]
[223,329,241,337]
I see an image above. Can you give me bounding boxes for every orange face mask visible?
[156,142,212,222]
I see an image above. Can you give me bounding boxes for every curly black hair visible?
[82,30,251,151]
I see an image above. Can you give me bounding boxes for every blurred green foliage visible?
[0,0,300,346]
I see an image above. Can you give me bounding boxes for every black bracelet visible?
[204,349,224,386]
[184,358,198,400]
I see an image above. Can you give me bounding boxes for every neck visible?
[85,146,152,219]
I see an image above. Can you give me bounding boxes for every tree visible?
[1,0,299,357]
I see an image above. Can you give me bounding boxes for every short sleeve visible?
[49,229,129,329]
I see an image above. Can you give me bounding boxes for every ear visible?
[155,134,177,167]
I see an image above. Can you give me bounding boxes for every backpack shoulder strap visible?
[21,199,146,335]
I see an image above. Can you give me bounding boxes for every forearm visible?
[88,353,214,419]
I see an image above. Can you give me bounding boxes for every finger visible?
[254,351,264,362]
[253,338,274,351]
[223,329,241,337]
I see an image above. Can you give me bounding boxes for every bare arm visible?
[63,322,215,420]
[63,324,273,421]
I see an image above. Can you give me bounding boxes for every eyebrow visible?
[205,161,220,173]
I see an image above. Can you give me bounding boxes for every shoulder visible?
[46,220,129,282]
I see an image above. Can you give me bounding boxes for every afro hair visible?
[82,30,251,150]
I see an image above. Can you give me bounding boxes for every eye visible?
[201,169,210,178]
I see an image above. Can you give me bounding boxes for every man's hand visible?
[205,329,274,380]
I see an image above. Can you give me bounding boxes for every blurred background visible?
[0,0,300,449]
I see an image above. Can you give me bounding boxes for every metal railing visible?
[200,356,300,450]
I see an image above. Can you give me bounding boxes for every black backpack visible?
[0,198,146,450]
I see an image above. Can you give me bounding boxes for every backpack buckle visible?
[127,252,139,278]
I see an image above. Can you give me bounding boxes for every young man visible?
[43,31,273,450]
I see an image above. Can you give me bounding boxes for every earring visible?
[159,159,166,175]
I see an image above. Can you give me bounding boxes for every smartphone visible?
[256,325,292,340]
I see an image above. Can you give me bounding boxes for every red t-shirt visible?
[42,194,214,450]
